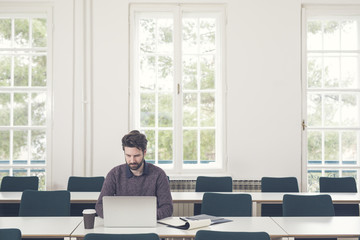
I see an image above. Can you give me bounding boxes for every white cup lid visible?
[82,209,96,214]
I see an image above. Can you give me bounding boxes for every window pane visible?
[341,56,358,88]
[308,131,322,164]
[307,56,322,88]
[341,20,358,50]
[157,18,173,53]
[200,92,215,126]
[342,170,357,178]
[14,56,29,86]
[183,93,197,127]
[14,93,29,126]
[324,94,340,126]
[341,94,359,126]
[308,170,321,192]
[183,55,197,90]
[324,170,339,177]
[183,130,197,163]
[199,18,216,54]
[15,18,29,48]
[158,93,172,127]
[139,18,156,53]
[140,56,156,91]
[13,168,27,176]
[0,93,10,126]
[323,57,340,88]
[200,129,215,163]
[307,93,322,127]
[0,18,12,48]
[13,130,28,165]
[200,55,215,90]
[31,169,45,190]
[140,93,155,127]
[0,55,11,86]
[32,18,47,48]
[31,130,46,164]
[307,20,322,50]
[32,55,47,86]
[157,55,173,91]
[324,131,339,164]
[0,131,10,164]
[182,18,197,54]
[158,130,172,164]
[31,92,46,126]
[144,130,155,163]
[323,20,339,50]
[341,131,357,164]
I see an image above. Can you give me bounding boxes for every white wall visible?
[50,0,302,189]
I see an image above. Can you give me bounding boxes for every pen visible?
[179,217,187,222]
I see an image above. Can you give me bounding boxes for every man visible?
[95,130,173,219]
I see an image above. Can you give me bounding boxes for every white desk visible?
[171,192,360,204]
[1,191,359,204]
[71,217,288,239]
[0,192,100,203]
[271,216,360,238]
[0,217,83,238]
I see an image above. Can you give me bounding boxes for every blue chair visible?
[282,194,335,216]
[320,177,359,216]
[282,194,335,240]
[67,176,104,192]
[19,190,70,216]
[261,177,299,216]
[67,176,105,216]
[0,176,39,216]
[0,228,21,240]
[0,176,39,191]
[195,230,270,240]
[201,192,252,217]
[194,176,232,215]
[84,233,160,240]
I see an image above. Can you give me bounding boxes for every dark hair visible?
[122,130,148,152]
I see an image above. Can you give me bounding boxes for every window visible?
[0,10,51,190]
[130,4,226,173]
[303,7,360,191]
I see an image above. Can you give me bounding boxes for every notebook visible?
[103,196,157,228]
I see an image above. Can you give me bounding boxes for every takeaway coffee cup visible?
[82,209,96,229]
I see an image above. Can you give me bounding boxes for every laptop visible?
[103,196,157,227]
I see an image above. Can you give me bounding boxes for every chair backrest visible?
[84,233,160,240]
[67,176,105,192]
[282,194,335,216]
[0,176,39,191]
[195,176,233,192]
[261,177,299,192]
[0,228,22,240]
[319,177,357,193]
[201,192,252,216]
[195,230,270,240]
[19,190,71,216]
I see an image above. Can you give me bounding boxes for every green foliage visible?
[158,130,172,161]
[200,130,215,161]
[32,18,47,47]
[183,130,197,160]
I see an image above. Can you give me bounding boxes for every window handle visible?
[302,120,307,131]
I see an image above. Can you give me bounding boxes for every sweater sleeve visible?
[156,171,173,219]
[95,168,117,218]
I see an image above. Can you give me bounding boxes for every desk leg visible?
[253,202,261,216]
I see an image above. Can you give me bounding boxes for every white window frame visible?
[0,3,53,190]
[129,4,227,175]
[301,5,360,191]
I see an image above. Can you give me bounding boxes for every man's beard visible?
[127,158,145,170]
